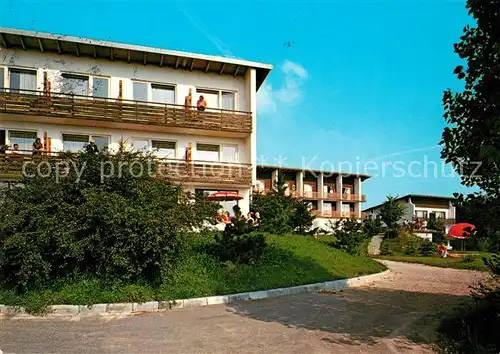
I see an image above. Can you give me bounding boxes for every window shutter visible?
[0,130,5,145]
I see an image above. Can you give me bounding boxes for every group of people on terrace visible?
[215,208,261,227]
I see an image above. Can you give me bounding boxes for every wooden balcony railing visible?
[342,194,367,202]
[323,192,342,200]
[300,191,321,199]
[0,89,252,133]
[0,151,252,186]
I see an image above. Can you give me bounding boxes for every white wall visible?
[0,48,250,111]
[1,121,248,162]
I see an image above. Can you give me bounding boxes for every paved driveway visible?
[0,261,489,353]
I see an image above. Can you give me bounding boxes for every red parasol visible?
[447,223,476,239]
[207,191,243,201]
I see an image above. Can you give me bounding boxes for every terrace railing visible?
[0,151,252,186]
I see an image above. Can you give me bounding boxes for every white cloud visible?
[258,60,308,115]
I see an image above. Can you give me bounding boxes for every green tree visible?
[379,196,406,231]
[441,0,500,250]
[427,216,446,244]
[436,2,500,352]
[363,216,383,237]
[330,219,369,255]
[251,171,315,234]
[289,199,316,234]
[0,145,217,292]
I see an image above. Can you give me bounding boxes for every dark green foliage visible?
[419,240,435,256]
[427,216,446,244]
[439,254,500,353]
[379,196,406,230]
[379,239,394,256]
[441,0,500,253]
[213,205,267,264]
[362,216,383,237]
[437,2,500,351]
[251,171,315,234]
[384,227,399,239]
[0,146,217,292]
[330,219,369,255]
[289,198,316,234]
[379,232,431,257]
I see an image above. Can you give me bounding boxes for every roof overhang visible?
[0,27,273,90]
[257,165,372,181]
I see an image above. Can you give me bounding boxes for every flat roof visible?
[257,165,372,180]
[363,194,455,212]
[0,27,273,90]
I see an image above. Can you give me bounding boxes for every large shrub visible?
[213,206,267,264]
[0,146,217,292]
[362,216,383,237]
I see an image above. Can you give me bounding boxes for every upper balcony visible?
[0,89,253,134]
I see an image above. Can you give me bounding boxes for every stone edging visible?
[0,269,390,317]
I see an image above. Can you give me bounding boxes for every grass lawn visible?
[0,233,385,314]
[377,254,490,272]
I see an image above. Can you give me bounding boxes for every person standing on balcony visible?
[197,95,207,111]
[32,138,43,156]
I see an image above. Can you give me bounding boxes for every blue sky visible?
[0,0,473,207]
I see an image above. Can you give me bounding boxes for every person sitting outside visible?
[11,144,20,155]
[197,95,207,111]
[247,212,255,226]
[32,138,43,156]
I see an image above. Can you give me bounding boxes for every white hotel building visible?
[0,27,272,214]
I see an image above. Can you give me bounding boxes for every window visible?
[415,210,428,219]
[9,130,37,152]
[152,85,175,105]
[93,136,109,152]
[342,204,351,215]
[197,89,237,110]
[63,134,89,153]
[221,91,235,110]
[152,140,176,158]
[434,212,446,219]
[10,69,37,93]
[130,139,149,152]
[62,134,109,153]
[197,89,219,109]
[61,74,89,96]
[221,145,238,162]
[93,77,109,98]
[197,143,219,162]
[133,82,148,101]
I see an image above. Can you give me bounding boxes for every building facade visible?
[257,166,370,229]
[0,28,272,214]
[364,194,457,239]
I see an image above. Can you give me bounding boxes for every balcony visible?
[342,194,367,202]
[311,210,367,219]
[0,152,252,186]
[0,89,252,134]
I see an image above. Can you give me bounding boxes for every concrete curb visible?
[0,269,390,317]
